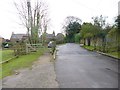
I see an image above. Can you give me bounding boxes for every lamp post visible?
[27,0,31,43]
[118,1,120,15]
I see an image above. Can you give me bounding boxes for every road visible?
[55,43,118,88]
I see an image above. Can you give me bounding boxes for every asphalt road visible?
[55,43,118,88]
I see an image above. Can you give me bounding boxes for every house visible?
[40,32,55,43]
[0,36,4,49]
[0,36,4,44]
[40,32,64,44]
[10,32,28,43]
[46,33,55,42]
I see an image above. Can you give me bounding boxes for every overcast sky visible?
[0,0,119,39]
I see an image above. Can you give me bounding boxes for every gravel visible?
[2,53,59,88]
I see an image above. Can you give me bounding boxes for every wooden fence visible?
[26,43,43,53]
[0,43,43,64]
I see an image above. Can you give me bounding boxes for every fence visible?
[1,43,43,64]
[26,43,43,53]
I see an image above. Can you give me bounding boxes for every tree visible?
[106,27,118,52]
[56,33,65,44]
[115,15,120,32]
[75,33,81,43]
[115,15,120,52]
[92,15,107,28]
[63,16,82,43]
[92,15,108,52]
[81,22,99,46]
[14,0,49,44]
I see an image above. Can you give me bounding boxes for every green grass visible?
[107,52,120,59]
[1,47,48,79]
[83,45,94,51]
[0,49,14,61]
[82,45,120,59]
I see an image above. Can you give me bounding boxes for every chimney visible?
[12,32,14,35]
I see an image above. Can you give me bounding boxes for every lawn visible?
[0,49,14,62]
[83,45,94,51]
[107,52,120,59]
[1,47,48,79]
[82,45,120,59]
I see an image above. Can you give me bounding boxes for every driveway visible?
[55,43,118,88]
[2,53,58,88]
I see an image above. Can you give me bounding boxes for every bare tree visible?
[14,0,49,44]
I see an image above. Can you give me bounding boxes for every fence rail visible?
[1,43,44,64]
[26,43,43,53]
[0,56,17,64]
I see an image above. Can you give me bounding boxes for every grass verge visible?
[107,52,120,59]
[82,45,120,59]
[1,47,48,79]
[83,45,94,51]
[0,49,14,61]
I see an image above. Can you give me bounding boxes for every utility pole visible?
[27,0,33,44]
[118,1,120,15]
[27,0,31,43]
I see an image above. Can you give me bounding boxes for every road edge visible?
[81,45,119,61]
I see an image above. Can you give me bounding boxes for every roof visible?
[56,33,64,36]
[46,33,55,39]
[11,34,27,40]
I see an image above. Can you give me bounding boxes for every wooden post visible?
[26,43,28,54]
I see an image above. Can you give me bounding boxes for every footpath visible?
[2,52,59,88]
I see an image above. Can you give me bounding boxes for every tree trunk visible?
[93,37,97,50]
[102,37,106,53]
[87,38,91,46]
[84,38,86,45]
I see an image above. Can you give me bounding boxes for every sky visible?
[0,0,119,39]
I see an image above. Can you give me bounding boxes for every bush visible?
[75,33,81,43]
